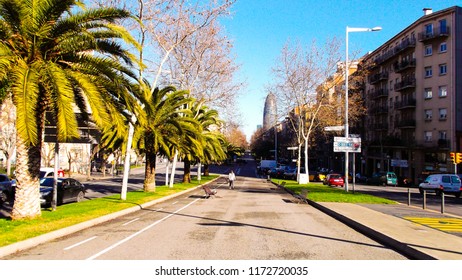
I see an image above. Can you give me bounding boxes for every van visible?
[367,171,397,186]
[419,174,462,198]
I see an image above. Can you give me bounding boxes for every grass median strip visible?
[0,175,218,248]
[275,179,397,204]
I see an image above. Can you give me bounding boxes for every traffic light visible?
[450,152,456,163]
[457,153,462,164]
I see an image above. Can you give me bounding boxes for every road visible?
[3,163,406,260]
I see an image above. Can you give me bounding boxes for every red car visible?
[325,173,344,187]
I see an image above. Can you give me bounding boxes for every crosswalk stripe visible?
[404,217,462,233]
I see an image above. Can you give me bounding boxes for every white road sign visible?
[333,137,361,153]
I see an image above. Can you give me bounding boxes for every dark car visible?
[40,177,86,206]
[0,174,14,205]
[366,171,398,186]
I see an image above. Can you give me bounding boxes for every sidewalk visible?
[309,201,462,260]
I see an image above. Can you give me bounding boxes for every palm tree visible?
[0,0,141,219]
[182,103,226,182]
[134,85,196,192]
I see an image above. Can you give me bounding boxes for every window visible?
[425,66,432,77]
[439,64,447,75]
[440,42,447,53]
[439,86,447,97]
[439,19,447,33]
[425,24,433,35]
[439,108,447,120]
[424,109,432,120]
[439,130,447,140]
[424,88,432,99]
[424,131,432,142]
[425,45,432,56]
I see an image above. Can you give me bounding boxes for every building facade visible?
[361,6,462,183]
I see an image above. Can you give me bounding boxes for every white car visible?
[40,167,65,178]
[419,174,462,198]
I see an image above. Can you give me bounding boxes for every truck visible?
[258,160,277,175]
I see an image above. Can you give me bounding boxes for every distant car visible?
[40,167,65,178]
[0,174,14,205]
[324,173,344,187]
[418,174,462,198]
[366,172,397,186]
[39,177,86,206]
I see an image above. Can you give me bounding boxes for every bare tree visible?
[0,97,16,176]
[271,38,365,183]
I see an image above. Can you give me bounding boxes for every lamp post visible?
[345,26,381,192]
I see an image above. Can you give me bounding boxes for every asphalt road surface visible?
[4,173,406,260]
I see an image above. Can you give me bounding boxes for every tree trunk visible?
[183,157,191,183]
[203,164,210,176]
[11,134,42,220]
[143,150,156,192]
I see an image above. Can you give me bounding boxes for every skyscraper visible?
[263,93,277,130]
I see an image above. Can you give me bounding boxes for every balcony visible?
[395,98,416,110]
[394,38,416,54]
[373,49,395,65]
[368,71,389,84]
[418,26,450,42]
[394,77,416,91]
[371,105,389,115]
[372,122,388,130]
[393,59,416,73]
[369,88,389,99]
[396,119,416,128]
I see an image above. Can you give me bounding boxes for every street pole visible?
[344,26,381,192]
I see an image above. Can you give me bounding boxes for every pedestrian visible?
[228,170,236,189]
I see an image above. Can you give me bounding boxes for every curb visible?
[274,182,437,260]
[0,177,220,258]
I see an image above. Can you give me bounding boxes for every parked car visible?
[418,174,462,198]
[283,167,305,180]
[40,167,65,178]
[323,173,344,187]
[39,177,86,206]
[366,171,398,186]
[0,174,14,205]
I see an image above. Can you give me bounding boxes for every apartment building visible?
[361,6,462,183]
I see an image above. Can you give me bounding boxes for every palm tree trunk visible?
[183,157,191,183]
[204,164,210,176]
[144,150,156,192]
[11,134,41,220]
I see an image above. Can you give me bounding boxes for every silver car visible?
[419,174,462,198]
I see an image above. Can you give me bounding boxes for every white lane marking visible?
[64,236,98,251]
[122,218,140,226]
[86,198,201,260]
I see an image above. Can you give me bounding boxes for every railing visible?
[393,59,416,73]
[394,78,416,91]
[395,98,417,109]
[394,38,417,54]
[368,71,389,84]
[369,88,389,99]
[396,119,416,128]
[418,26,450,42]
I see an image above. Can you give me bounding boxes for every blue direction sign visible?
[333,137,361,153]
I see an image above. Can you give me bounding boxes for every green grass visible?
[0,175,218,248]
[275,179,397,204]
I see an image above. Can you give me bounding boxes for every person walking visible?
[228,170,236,189]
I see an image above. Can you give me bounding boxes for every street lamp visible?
[345,26,381,192]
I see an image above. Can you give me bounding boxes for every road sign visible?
[325,126,344,131]
[333,137,361,153]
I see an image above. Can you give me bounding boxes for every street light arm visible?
[347,26,382,33]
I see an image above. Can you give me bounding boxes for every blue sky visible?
[220,0,462,141]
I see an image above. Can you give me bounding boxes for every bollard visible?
[423,190,426,209]
[407,188,411,206]
[441,193,445,214]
